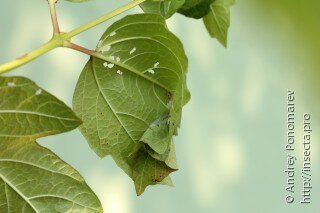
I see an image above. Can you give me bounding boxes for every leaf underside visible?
[0,77,102,212]
[73,14,190,195]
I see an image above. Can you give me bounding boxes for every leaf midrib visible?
[92,61,136,144]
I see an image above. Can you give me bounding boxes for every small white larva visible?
[35,89,42,96]
[148,69,155,74]
[154,62,159,68]
[7,82,15,87]
[108,63,115,68]
[130,47,137,55]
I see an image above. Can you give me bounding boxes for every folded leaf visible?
[73,14,190,195]
[0,76,102,212]
[146,140,178,170]
[129,149,176,195]
[139,0,185,19]
[203,0,235,47]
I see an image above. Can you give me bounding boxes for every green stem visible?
[0,38,62,74]
[0,0,147,74]
[49,0,60,35]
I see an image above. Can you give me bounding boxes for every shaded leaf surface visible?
[73,14,190,195]
[0,76,102,212]
[178,0,215,18]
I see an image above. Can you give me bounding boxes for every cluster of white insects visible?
[101,31,161,77]
[7,81,42,96]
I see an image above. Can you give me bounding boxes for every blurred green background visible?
[1,0,319,212]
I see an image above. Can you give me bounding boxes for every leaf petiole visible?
[48,0,60,35]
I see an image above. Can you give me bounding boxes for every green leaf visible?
[0,77,81,138]
[139,0,185,19]
[0,76,102,212]
[73,14,190,195]
[203,0,235,47]
[178,0,215,19]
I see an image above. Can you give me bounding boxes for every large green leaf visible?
[139,0,185,19]
[73,14,190,195]
[178,0,215,19]
[0,76,102,212]
[203,0,235,47]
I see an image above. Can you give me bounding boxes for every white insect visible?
[103,62,108,67]
[110,56,115,61]
[154,62,159,68]
[35,89,42,96]
[110,31,116,37]
[116,57,121,62]
[7,82,15,87]
[117,70,123,75]
[108,63,115,68]
[101,45,111,52]
[130,47,136,55]
[148,69,155,74]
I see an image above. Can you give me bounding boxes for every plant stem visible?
[0,39,62,74]
[0,0,147,74]
[64,0,146,39]
[64,42,109,62]
[49,0,60,35]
